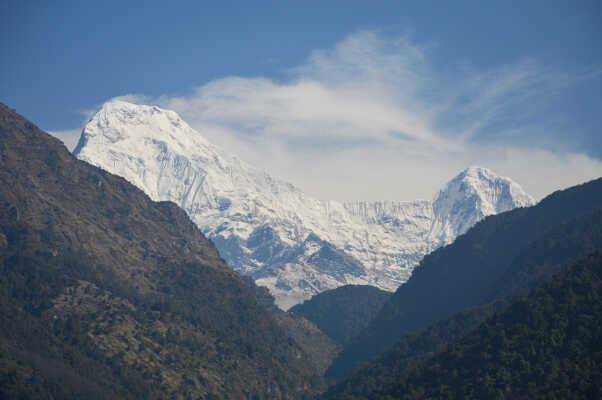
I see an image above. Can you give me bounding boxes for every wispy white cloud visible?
[95,31,602,200]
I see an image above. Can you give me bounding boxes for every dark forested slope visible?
[0,103,336,399]
[323,207,602,398]
[380,251,602,399]
[328,177,602,379]
[289,285,391,346]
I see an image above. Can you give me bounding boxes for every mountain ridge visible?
[75,99,535,308]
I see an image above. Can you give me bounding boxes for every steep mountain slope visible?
[380,251,602,399]
[323,206,602,398]
[0,103,337,399]
[327,177,602,379]
[289,285,392,346]
[74,100,534,308]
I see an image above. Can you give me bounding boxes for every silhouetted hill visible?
[289,285,391,346]
[323,207,602,398]
[0,103,337,399]
[328,176,602,379]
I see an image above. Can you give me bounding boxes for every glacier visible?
[74,100,536,309]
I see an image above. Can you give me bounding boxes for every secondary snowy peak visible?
[435,166,535,216]
[74,100,536,309]
[429,166,536,246]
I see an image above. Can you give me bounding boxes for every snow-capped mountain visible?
[74,100,536,309]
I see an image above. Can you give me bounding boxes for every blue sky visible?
[2,0,601,200]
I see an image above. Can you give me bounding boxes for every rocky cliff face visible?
[75,100,535,309]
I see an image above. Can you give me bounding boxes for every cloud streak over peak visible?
[94,31,601,201]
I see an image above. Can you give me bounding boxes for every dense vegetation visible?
[289,285,391,347]
[0,103,337,399]
[328,177,602,379]
[379,251,602,399]
[323,207,602,398]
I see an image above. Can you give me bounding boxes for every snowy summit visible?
[75,100,536,309]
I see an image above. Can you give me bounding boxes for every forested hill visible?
[0,103,337,399]
[323,206,602,398]
[327,176,602,379]
[289,285,392,346]
[380,251,602,399]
